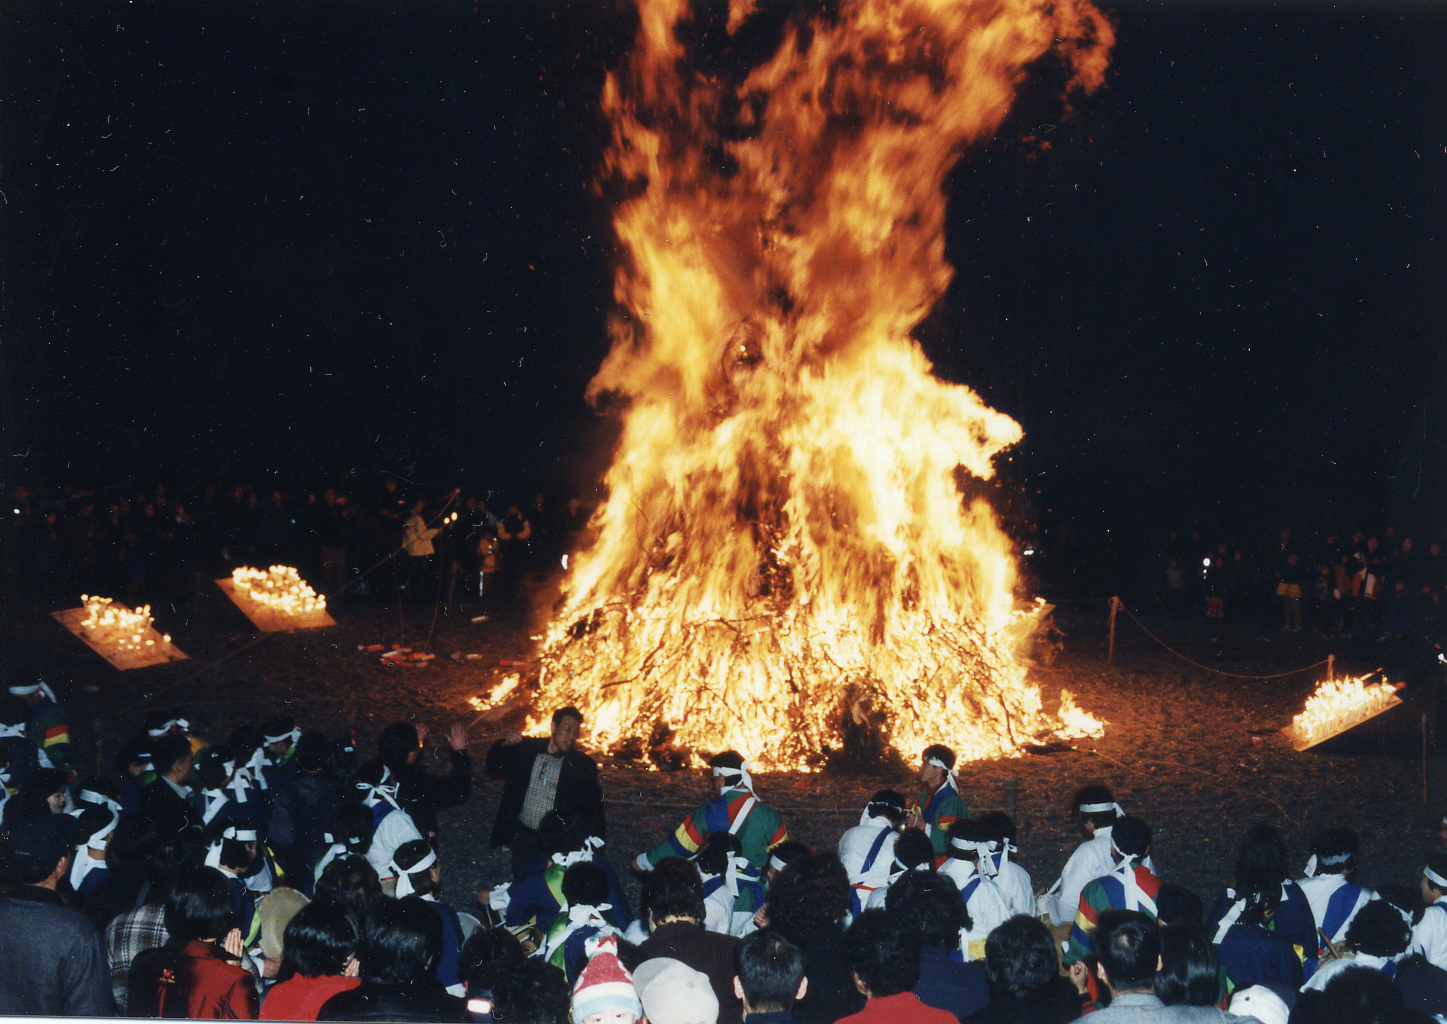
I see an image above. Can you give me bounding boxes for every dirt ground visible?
[9,581,1447,916]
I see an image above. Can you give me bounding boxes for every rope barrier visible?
[1114,600,1332,680]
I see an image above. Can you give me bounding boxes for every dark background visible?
[4,0,1443,567]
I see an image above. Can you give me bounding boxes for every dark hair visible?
[1238,884,1280,929]
[142,709,179,735]
[1233,822,1288,902]
[165,866,236,942]
[223,725,264,765]
[0,694,29,727]
[1092,910,1161,991]
[204,817,255,872]
[865,790,908,827]
[1344,900,1412,958]
[1111,816,1151,859]
[708,749,745,772]
[984,915,1059,1000]
[891,828,935,872]
[536,808,584,857]
[315,854,383,926]
[1312,827,1360,875]
[551,707,583,729]
[145,827,204,890]
[278,900,359,980]
[735,930,805,1012]
[73,775,123,806]
[977,811,1017,845]
[357,897,440,985]
[392,839,438,898]
[74,805,117,850]
[16,767,68,806]
[193,748,231,791]
[294,731,332,773]
[331,802,375,856]
[459,926,525,992]
[1155,925,1219,1006]
[562,861,610,908]
[491,957,572,1024]
[885,870,970,942]
[117,735,155,776]
[152,733,193,776]
[842,908,919,998]
[1073,785,1117,830]
[947,817,989,861]
[260,714,296,742]
[1426,852,1447,897]
[378,722,421,772]
[641,857,705,924]
[1154,884,1204,930]
[766,840,811,876]
[921,744,955,771]
[766,850,851,935]
[697,830,744,877]
[1319,964,1407,1016]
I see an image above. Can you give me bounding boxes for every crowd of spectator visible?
[5,688,1447,1022]
[3,477,593,611]
[1139,526,1446,639]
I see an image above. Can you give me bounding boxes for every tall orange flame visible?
[531,0,1113,768]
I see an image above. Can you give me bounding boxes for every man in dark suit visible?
[485,705,605,877]
[136,733,203,835]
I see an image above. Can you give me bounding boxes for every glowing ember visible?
[469,675,521,712]
[79,595,171,654]
[1288,674,1402,749]
[531,0,1113,768]
[231,565,327,615]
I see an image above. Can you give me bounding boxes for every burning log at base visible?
[1282,674,1404,752]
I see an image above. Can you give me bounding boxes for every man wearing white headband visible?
[1411,850,1447,970]
[260,714,303,789]
[636,749,789,879]
[353,761,424,887]
[975,811,1034,918]
[204,818,263,950]
[8,672,74,781]
[0,692,41,795]
[938,818,1011,961]
[1037,784,1146,927]
[839,790,907,919]
[1297,826,1377,960]
[1062,816,1161,969]
[389,838,467,996]
[906,744,967,858]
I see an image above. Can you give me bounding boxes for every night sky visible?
[4,0,1443,555]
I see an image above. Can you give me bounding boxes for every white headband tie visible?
[76,790,123,815]
[9,680,57,704]
[551,834,605,868]
[1427,866,1447,890]
[226,767,253,804]
[927,756,958,781]
[205,826,258,868]
[244,747,270,789]
[0,722,26,739]
[357,767,400,809]
[713,761,755,793]
[391,847,438,897]
[1080,801,1124,816]
[69,814,118,892]
[147,718,189,737]
[770,853,789,873]
[264,727,301,746]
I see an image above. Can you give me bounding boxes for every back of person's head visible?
[921,744,955,772]
[891,828,935,873]
[1312,827,1361,876]
[391,838,438,898]
[117,735,154,777]
[735,930,805,1012]
[1111,816,1152,860]
[983,915,1059,1001]
[315,854,382,926]
[1234,822,1288,897]
[73,775,123,808]
[144,827,204,890]
[491,957,572,1024]
[142,709,178,736]
[708,749,745,773]
[0,694,28,727]
[842,908,919,998]
[357,897,440,985]
[885,869,969,944]
[224,724,264,764]
[17,766,68,806]
[766,840,811,877]
[352,759,391,793]
[378,721,421,772]
[74,805,117,851]
[1425,851,1447,897]
[977,811,1017,845]
[193,748,230,791]
[696,829,743,877]
[1155,925,1220,1006]
[947,817,990,861]
[293,731,332,774]
[1344,900,1412,959]
[279,900,358,981]
[642,857,705,925]
[536,807,584,858]
[1092,910,1161,992]
[767,850,851,935]
[260,714,296,743]
[1073,784,1118,829]
[331,802,375,856]
[865,790,908,827]
[152,733,193,776]
[458,926,525,994]
[165,866,236,942]
[204,816,255,872]
[560,861,610,910]
[1320,964,1407,1019]
[1154,883,1205,930]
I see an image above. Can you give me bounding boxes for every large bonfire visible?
[531,0,1114,769]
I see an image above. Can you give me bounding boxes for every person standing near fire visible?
[905,745,967,859]
[635,750,789,878]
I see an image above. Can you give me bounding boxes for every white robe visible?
[1296,873,1375,949]
[1036,826,1156,927]
[938,859,1011,962]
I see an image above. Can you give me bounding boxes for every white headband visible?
[9,680,57,703]
[927,756,958,780]
[205,826,258,868]
[80,810,121,852]
[1080,800,1124,815]
[551,834,605,868]
[76,790,123,815]
[391,847,438,897]
[147,717,190,738]
[356,767,399,809]
[713,762,754,793]
[0,722,26,738]
[770,853,789,873]
[263,727,301,746]
[1426,866,1447,890]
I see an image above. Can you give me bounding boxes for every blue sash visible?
[922,783,954,825]
[961,874,982,904]
[861,827,891,874]
[1321,881,1363,941]
[371,802,393,832]
[1382,959,1398,981]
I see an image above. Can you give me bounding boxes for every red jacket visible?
[132,938,258,1019]
[838,991,960,1024]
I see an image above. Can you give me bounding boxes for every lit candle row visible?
[231,565,327,615]
[79,595,172,653]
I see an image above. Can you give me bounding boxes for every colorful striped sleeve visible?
[647,806,708,866]
[1063,878,1111,965]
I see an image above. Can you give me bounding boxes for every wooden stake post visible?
[1108,597,1121,665]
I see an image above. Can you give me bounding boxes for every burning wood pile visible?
[530,0,1112,768]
